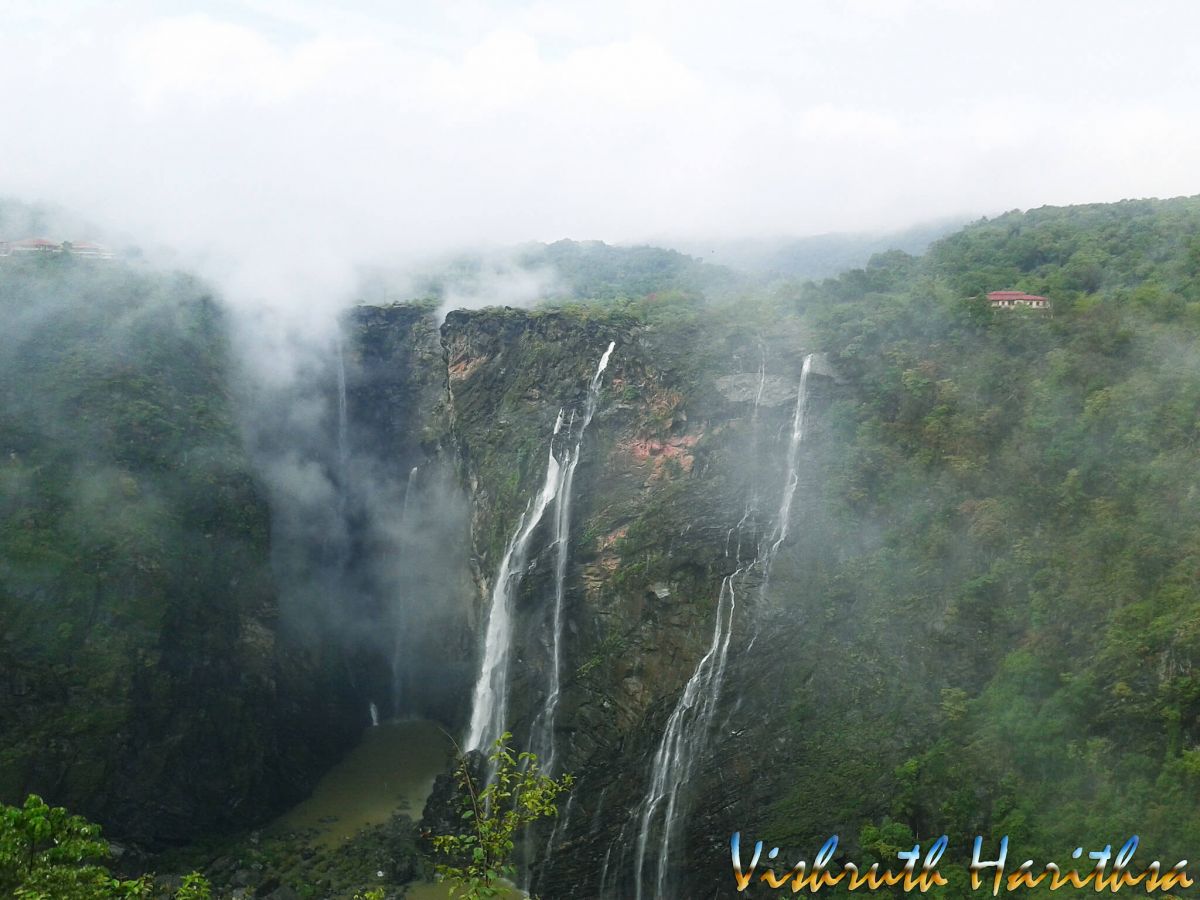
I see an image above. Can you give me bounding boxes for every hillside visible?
[750,195,1200,872]
[527,195,1200,894]
[0,253,352,845]
[5,196,1200,897]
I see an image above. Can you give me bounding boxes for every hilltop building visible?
[67,241,115,259]
[10,237,62,254]
[988,290,1050,310]
[0,238,115,259]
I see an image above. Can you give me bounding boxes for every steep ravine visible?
[428,304,828,896]
[14,197,1200,897]
[3,274,828,894]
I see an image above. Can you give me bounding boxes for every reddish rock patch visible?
[624,432,699,474]
[448,354,485,381]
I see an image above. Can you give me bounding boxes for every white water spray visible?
[335,333,349,475]
[402,466,419,521]
[631,353,814,899]
[632,573,740,900]
[369,702,380,727]
[390,464,423,716]
[530,341,615,775]
[767,354,813,559]
[465,342,616,754]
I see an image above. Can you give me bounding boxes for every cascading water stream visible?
[402,466,418,520]
[630,353,814,899]
[391,465,422,716]
[633,571,741,900]
[335,332,349,476]
[522,343,614,894]
[464,425,563,754]
[530,341,615,776]
[766,354,813,559]
[465,342,616,755]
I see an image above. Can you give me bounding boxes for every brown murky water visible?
[267,718,523,898]
[270,719,453,846]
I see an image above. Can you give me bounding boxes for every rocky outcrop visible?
[431,304,831,896]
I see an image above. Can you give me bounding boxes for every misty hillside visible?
[673,217,967,279]
[5,195,1200,897]
[749,194,1200,864]
[368,238,740,312]
[524,239,742,299]
[6,3,1200,898]
[0,253,350,845]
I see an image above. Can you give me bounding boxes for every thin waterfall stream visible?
[465,342,616,755]
[631,353,814,899]
[530,340,615,776]
[335,331,349,476]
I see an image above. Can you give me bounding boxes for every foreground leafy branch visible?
[0,794,210,899]
[433,732,573,899]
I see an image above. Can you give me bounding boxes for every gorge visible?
[6,196,1200,897]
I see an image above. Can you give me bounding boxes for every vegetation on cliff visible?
[8,192,1200,896]
[433,734,571,899]
[0,253,297,843]
[751,196,1200,874]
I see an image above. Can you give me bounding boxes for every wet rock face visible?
[433,305,829,896]
[341,302,476,727]
[349,303,447,462]
[714,373,795,406]
[3,279,826,875]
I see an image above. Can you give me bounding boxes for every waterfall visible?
[335,332,349,475]
[465,342,616,754]
[390,465,422,716]
[464,433,563,753]
[632,573,741,900]
[369,702,380,727]
[530,340,615,776]
[402,466,418,520]
[631,353,814,899]
[523,343,615,895]
[766,354,813,560]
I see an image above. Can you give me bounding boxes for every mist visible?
[5,2,1200,287]
[7,4,1200,896]
[5,1,1198,402]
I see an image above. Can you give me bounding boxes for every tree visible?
[0,794,210,899]
[432,733,572,899]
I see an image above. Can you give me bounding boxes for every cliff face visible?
[0,266,828,887]
[12,197,1200,894]
[340,303,476,724]
[0,264,830,888]
[435,305,827,896]
[0,259,345,845]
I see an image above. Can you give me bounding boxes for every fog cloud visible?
[4,5,1198,649]
[3,0,1199,301]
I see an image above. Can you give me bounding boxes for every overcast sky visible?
[2,0,1199,283]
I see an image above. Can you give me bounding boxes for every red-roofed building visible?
[10,237,62,254]
[1,238,115,259]
[988,290,1050,310]
[67,241,115,260]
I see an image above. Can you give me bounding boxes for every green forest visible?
[764,197,1200,886]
